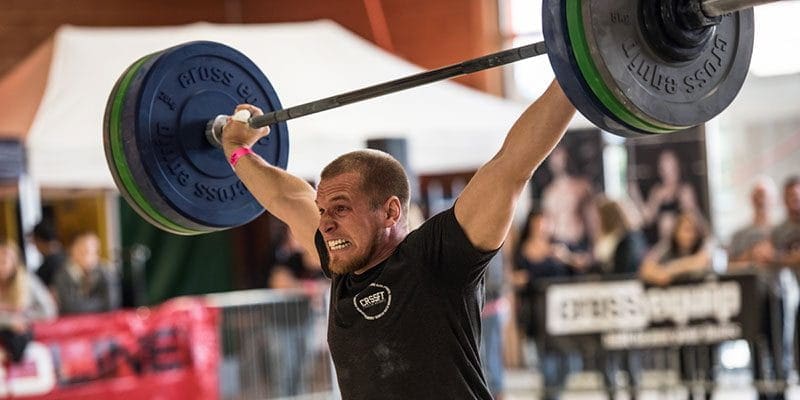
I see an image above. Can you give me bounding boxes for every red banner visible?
[1,298,219,400]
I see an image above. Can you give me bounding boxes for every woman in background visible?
[513,208,579,400]
[0,240,57,362]
[595,197,648,275]
[639,211,715,400]
[594,197,649,399]
[639,210,711,286]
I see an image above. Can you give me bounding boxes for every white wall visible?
[707,73,800,243]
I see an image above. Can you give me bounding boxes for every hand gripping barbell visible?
[104,0,776,235]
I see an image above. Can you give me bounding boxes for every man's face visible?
[316,172,387,275]
[71,235,100,271]
[786,183,800,215]
[751,184,770,211]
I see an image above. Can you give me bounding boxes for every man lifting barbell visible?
[219,81,574,399]
[102,0,786,397]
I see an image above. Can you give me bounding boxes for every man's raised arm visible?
[222,104,320,258]
[455,80,576,251]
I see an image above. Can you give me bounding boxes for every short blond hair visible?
[321,149,410,219]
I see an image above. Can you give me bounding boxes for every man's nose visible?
[320,213,336,234]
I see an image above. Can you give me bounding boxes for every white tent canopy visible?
[26,21,591,189]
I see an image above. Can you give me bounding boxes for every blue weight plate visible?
[103,53,198,235]
[129,41,289,229]
[542,0,649,137]
[118,52,221,234]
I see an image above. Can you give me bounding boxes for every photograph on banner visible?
[528,128,605,259]
[625,127,712,247]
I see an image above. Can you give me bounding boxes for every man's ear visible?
[383,196,402,227]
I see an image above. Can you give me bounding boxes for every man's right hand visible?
[222,104,270,159]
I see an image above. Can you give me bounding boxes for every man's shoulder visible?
[733,224,770,240]
[50,264,74,286]
[403,207,458,242]
[772,220,800,237]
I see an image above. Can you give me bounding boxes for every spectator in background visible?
[52,232,119,315]
[630,149,700,245]
[481,251,508,400]
[540,145,595,272]
[729,177,777,268]
[512,208,577,400]
[728,177,785,400]
[639,210,712,286]
[772,176,800,377]
[0,240,56,362]
[594,197,648,276]
[594,197,648,400]
[270,226,325,286]
[30,220,66,288]
[773,176,800,266]
[259,227,325,398]
[639,210,714,400]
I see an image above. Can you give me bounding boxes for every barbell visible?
[103,0,774,235]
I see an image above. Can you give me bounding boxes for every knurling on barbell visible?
[104,0,776,234]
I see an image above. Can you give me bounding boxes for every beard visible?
[328,230,382,275]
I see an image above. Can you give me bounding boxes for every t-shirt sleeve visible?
[407,206,499,288]
[314,230,332,279]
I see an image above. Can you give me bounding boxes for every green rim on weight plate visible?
[107,55,203,235]
[565,0,679,134]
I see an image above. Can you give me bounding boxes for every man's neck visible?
[46,245,62,256]
[354,228,408,275]
[753,210,770,227]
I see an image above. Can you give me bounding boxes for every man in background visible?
[52,232,119,315]
[31,220,66,288]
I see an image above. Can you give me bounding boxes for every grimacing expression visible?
[316,172,388,275]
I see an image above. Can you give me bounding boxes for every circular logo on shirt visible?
[354,283,392,320]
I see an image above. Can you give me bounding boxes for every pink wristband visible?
[229,147,256,168]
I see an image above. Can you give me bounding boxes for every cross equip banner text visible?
[537,273,759,350]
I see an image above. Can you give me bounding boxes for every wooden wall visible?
[0,0,502,94]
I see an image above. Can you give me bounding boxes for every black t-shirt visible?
[315,207,497,400]
[36,251,66,287]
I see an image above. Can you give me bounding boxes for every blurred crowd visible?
[0,225,119,362]
[487,167,800,400]
[0,146,797,400]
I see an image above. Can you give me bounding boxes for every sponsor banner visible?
[536,273,760,350]
[0,298,219,399]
